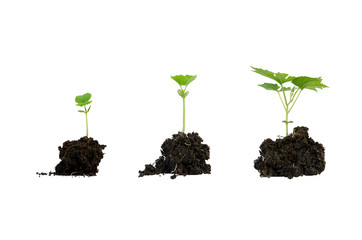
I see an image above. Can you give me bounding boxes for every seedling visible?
[171,75,197,133]
[75,93,92,137]
[251,67,328,136]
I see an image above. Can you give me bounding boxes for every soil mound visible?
[139,132,211,179]
[55,137,106,176]
[254,126,325,179]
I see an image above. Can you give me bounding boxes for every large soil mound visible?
[254,127,325,179]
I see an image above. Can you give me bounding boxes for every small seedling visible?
[251,67,328,136]
[171,75,197,133]
[75,93,92,137]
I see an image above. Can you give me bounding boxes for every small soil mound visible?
[139,132,211,179]
[55,137,106,176]
[254,126,325,179]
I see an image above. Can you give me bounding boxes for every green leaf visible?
[292,76,327,91]
[275,72,289,83]
[177,89,183,97]
[275,72,296,84]
[177,89,189,98]
[251,67,280,84]
[171,75,197,86]
[252,67,296,85]
[304,81,328,91]
[75,93,92,106]
[258,83,279,91]
[290,86,296,99]
[291,86,296,94]
[279,87,291,92]
[78,110,84,113]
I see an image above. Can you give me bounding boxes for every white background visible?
[1,0,361,239]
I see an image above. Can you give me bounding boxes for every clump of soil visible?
[139,132,211,179]
[36,172,56,177]
[254,126,325,179]
[54,137,106,176]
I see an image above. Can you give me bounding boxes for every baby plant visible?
[251,67,328,136]
[171,75,197,133]
[75,93,92,137]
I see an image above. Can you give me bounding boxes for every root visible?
[61,145,75,160]
[171,163,178,173]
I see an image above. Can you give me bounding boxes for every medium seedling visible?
[171,75,197,133]
[75,93,92,137]
[251,67,328,136]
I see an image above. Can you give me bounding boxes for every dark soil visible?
[54,137,106,176]
[36,172,56,177]
[254,126,325,179]
[139,132,211,179]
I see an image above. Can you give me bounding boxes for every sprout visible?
[171,75,197,133]
[75,93,92,137]
[252,67,328,136]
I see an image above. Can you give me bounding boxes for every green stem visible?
[288,89,302,113]
[290,88,300,103]
[285,110,289,136]
[182,97,185,133]
[277,91,287,111]
[281,87,288,107]
[84,106,88,137]
[278,91,290,136]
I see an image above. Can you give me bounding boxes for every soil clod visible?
[54,137,106,176]
[254,126,325,179]
[139,132,211,179]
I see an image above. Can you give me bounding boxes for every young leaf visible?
[275,72,289,83]
[279,87,291,92]
[258,83,279,91]
[291,86,296,94]
[75,93,92,106]
[275,72,296,84]
[290,86,296,99]
[282,120,294,123]
[171,75,197,86]
[177,89,183,97]
[78,110,84,113]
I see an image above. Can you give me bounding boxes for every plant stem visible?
[182,97,185,133]
[285,110,289,136]
[288,89,302,113]
[84,106,88,137]
[277,91,287,111]
[278,90,289,135]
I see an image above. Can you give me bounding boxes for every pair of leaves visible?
[78,106,91,113]
[75,93,92,106]
[171,75,197,86]
[178,89,189,98]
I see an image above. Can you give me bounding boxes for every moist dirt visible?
[37,137,106,177]
[254,126,325,179]
[139,132,211,179]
